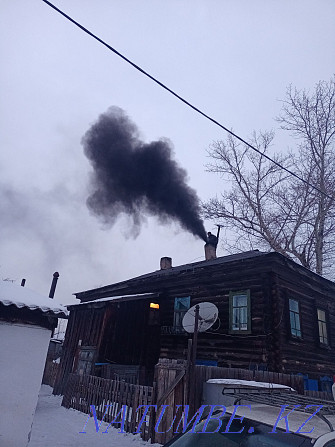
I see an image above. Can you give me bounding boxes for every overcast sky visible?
[1,0,334,305]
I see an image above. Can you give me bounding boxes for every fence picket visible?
[62,373,154,441]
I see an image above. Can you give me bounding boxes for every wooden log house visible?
[54,250,335,394]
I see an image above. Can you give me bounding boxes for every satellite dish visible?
[182,302,218,333]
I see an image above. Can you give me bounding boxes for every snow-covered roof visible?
[0,280,68,317]
[71,292,157,307]
[206,378,294,390]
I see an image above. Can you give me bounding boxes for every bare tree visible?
[203,77,335,277]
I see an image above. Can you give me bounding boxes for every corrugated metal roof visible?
[0,280,68,317]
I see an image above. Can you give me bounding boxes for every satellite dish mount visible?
[182,302,219,408]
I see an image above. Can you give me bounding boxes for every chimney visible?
[205,244,217,260]
[204,226,221,260]
[160,257,172,270]
[49,272,59,299]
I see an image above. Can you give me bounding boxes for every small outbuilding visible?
[0,280,67,447]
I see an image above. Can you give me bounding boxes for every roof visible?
[128,250,265,280]
[75,250,266,300]
[0,280,68,317]
[69,293,158,308]
[74,249,335,302]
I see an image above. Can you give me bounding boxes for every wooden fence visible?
[60,361,306,444]
[99,363,143,384]
[152,359,305,444]
[305,389,333,400]
[62,373,154,441]
[42,360,60,388]
[153,359,188,444]
[192,364,304,409]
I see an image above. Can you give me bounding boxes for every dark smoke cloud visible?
[82,107,207,241]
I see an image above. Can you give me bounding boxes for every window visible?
[317,309,328,345]
[229,291,251,333]
[76,346,95,375]
[173,297,190,328]
[289,299,302,338]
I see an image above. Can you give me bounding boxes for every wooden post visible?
[185,338,192,404]
[191,305,200,367]
[190,305,200,414]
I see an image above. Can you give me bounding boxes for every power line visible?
[41,0,334,201]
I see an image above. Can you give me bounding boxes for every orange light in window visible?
[150,302,159,309]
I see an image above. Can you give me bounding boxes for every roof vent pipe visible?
[49,272,59,299]
[160,257,172,270]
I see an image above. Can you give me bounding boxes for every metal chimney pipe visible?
[49,272,59,299]
[21,279,26,287]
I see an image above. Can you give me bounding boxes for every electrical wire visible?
[41,0,334,201]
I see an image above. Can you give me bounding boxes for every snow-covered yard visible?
[28,385,161,447]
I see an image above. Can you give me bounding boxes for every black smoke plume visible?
[82,107,207,241]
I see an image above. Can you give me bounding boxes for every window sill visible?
[161,326,187,335]
[318,343,331,350]
[228,330,252,335]
[288,336,303,344]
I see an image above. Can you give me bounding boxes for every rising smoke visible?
[82,107,207,241]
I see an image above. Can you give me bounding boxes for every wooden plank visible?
[156,369,186,407]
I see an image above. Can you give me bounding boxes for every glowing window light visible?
[150,302,159,309]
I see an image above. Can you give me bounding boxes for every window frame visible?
[229,290,251,334]
[288,298,302,339]
[173,296,190,329]
[317,307,329,346]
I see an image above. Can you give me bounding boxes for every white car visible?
[163,392,335,446]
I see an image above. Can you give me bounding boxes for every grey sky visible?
[1,0,334,304]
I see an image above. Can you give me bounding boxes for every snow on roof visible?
[206,378,294,390]
[0,280,68,317]
[71,292,157,307]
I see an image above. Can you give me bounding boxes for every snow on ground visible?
[28,385,162,447]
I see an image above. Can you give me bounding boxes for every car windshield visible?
[164,416,313,447]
